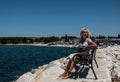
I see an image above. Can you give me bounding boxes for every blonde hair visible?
[80,28,91,38]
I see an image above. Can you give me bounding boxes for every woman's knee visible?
[72,56,77,62]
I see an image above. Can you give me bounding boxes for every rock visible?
[16,45,120,82]
[31,64,48,75]
[35,65,64,82]
[117,55,120,60]
[111,66,118,79]
[16,72,36,82]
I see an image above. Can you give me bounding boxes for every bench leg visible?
[94,58,99,68]
[91,65,97,79]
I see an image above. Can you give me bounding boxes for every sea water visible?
[0,45,77,82]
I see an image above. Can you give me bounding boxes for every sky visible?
[0,0,120,37]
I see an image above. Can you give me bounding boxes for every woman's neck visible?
[80,38,86,43]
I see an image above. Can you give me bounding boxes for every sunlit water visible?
[0,45,77,82]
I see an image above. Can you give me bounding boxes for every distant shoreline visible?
[0,43,76,48]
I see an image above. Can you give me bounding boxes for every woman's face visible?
[81,30,88,38]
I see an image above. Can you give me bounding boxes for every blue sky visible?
[0,0,120,37]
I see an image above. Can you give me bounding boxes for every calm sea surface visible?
[0,45,77,82]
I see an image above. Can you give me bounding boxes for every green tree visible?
[118,34,120,38]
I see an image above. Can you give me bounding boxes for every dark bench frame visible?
[73,47,98,79]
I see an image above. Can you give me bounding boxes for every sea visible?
[0,45,77,82]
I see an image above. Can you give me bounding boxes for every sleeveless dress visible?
[78,38,92,52]
[77,38,93,60]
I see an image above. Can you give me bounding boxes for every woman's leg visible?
[59,59,72,77]
[60,56,77,78]
[66,56,76,73]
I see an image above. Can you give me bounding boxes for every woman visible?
[59,28,97,78]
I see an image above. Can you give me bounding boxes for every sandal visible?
[61,74,70,79]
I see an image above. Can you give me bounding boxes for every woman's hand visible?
[77,52,80,55]
[82,46,88,50]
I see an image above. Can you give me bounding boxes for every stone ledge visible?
[16,45,120,82]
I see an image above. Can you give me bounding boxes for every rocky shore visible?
[16,45,120,82]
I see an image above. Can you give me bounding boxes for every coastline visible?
[16,45,120,82]
[0,43,76,48]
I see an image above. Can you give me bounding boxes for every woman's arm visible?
[88,42,97,48]
[82,42,97,50]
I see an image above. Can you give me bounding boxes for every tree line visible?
[0,35,78,44]
[95,34,120,39]
[0,34,120,44]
